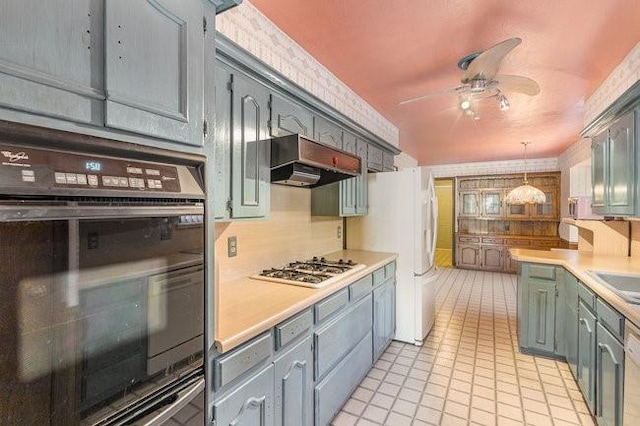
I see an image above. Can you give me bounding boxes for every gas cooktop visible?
[251,256,366,288]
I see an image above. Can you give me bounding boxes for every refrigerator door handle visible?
[138,378,205,426]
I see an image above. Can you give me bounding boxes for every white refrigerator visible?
[347,167,438,345]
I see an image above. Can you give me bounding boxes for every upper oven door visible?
[1,204,205,426]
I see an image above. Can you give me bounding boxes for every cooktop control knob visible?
[312,256,319,262]
[320,257,326,263]
[347,259,354,265]
[338,259,344,264]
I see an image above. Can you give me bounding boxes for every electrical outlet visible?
[227,236,237,257]
[337,226,342,239]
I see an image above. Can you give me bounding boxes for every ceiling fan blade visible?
[494,74,540,96]
[462,37,522,83]
[398,85,464,105]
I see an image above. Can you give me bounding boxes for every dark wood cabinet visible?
[455,172,562,273]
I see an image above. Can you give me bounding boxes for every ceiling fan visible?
[399,37,540,116]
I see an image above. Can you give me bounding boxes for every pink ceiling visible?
[249,0,640,165]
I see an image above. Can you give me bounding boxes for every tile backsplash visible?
[214,185,343,283]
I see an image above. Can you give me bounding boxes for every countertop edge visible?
[215,250,398,353]
[510,248,640,330]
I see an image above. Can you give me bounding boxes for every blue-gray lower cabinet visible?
[565,273,579,378]
[577,300,597,414]
[273,336,313,426]
[315,332,373,426]
[314,294,373,380]
[517,263,563,356]
[213,364,275,426]
[527,279,557,354]
[373,279,395,361]
[596,323,624,426]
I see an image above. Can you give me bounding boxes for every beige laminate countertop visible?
[215,250,397,353]
[510,248,640,329]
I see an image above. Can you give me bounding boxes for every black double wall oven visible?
[0,139,206,425]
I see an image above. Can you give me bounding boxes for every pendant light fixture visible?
[504,142,546,205]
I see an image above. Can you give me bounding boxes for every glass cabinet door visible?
[506,203,530,218]
[534,189,557,218]
[482,191,503,217]
[459,191,479,216]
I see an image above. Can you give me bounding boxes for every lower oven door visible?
[0,202,205,426]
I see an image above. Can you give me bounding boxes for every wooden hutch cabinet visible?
[454,172,562,273]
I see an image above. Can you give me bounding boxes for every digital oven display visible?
[85,161,102,172]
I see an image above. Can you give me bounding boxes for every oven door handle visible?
[0,204,204,221]
[138,377,205,426]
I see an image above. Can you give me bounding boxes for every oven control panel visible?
[0,144,183,193]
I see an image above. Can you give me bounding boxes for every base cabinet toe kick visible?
[212,260,396,426]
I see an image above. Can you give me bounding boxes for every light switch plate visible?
[228,236,237,257]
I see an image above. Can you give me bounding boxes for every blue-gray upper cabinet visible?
[269,94,313,137]
[367,144,384,172]
[104,0,206,146]
[591,108,637,216]
[214,61,271,220]
[313,116,343,149]
[310,132,368,217]
[0,0,105,125]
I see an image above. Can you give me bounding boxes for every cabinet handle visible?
[578,317,592,333]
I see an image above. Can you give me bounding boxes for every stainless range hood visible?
[270,134,361,188]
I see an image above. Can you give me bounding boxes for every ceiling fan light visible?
[470,79,486,92]
[498,93,510,111]
[460,99,471,110]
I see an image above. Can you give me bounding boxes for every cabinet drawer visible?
[384,262,396,280]
[372,267,385,286]
[531,240,559,248]
[528,264,556,281]
[350,275,372,301]
[508,239,531,246]
[315,332,372,426]
[481,237,503,244]
[315,294,372,380]
[275,308,313,350]
[458,236,480,243]
[578,282,596,310]
[596,299,624,341]
[315,288,348,324]
[214,332,272,390]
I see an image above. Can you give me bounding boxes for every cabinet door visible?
[213,61,232,220]
[577,301,597,414]
[596,323,624,426]
[269,94,313,137]
[481,246,503,271]
[506,202,530,219]
[340,133,358,216]
[591,131,607,214]
[565,274,579,378]
[504,249,519,273]
[354,139,368,215]
[231,73,271,219]
[481,191,503,217]
[527,280,556,353]
[607,111,636,215]
[366,144,384,172]
[274,336,313,426]
[104,0,205,145]
[456,244,480,269]
[458,191,479,217]
[0,0,104,125]
[313,116,343,149]
[532,188,558,218]
[214,364,275,426]
[373,281,394,361]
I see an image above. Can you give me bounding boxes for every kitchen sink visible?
[588,271,640,304]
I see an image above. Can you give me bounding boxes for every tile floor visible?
[331,267,595,426]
